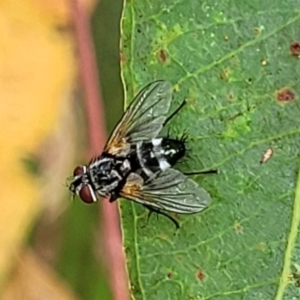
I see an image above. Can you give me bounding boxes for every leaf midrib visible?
[275,158,300,299]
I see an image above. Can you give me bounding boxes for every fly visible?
[69,80,214,226]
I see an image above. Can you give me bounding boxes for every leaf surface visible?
[120,1,300,299]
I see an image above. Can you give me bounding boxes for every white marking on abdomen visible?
[152,138,162,147]
[159,159,171,171]
[162,148,176,156]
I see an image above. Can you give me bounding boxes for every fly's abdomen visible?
[160,138,186,166]
[134,137,186,176]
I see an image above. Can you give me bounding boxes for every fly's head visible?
[69,157,130,203]
[69,165,97,204]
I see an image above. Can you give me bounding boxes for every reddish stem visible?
[69,1,130,299]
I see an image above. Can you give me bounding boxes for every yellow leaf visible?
[0,0,80,284]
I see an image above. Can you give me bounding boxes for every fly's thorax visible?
[69,156,132,203]
[88,155,132,197]
[134,137,186,176]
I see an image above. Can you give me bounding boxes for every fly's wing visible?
[120,169,211,214]
[104,80,173,156]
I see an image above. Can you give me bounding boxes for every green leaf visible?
[120,1,300,299]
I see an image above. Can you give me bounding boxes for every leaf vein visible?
[274,158,300,299]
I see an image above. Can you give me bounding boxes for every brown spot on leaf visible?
[290,42,300,56]
[228,93,234,100]
[158,49,168,63]
[220,68,230,80]
[196,269,205,281]
[253,27,261,35]
[234,222,243,234]
[276,88,296,103]
[167,271,173,279]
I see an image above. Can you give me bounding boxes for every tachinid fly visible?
[69,80,212,221]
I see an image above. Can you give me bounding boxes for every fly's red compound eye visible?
[73,165,86,177]
[79,185,96,204]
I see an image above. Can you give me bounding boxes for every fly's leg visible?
[143,204,180,229]
[163,99,187,126]
[109,191,119,202]
[109,176,127,202]
[184,169,219,176]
